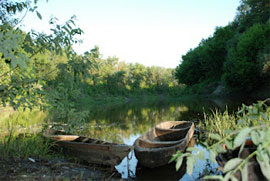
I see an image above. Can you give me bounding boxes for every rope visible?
[127,149,133,161]
[126,150,135,178]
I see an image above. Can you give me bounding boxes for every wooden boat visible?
[134,121,195,168]
[136,121,194,148]
[136,137,195,180]
[43,130,133,167]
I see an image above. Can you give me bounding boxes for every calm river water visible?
[80,97,255,180]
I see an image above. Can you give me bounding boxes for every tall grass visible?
[0,134,53,158]
[199,100,270,144]
[0,108,54,159]
[200,109,238,137]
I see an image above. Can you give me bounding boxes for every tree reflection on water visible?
[78,97,247,144]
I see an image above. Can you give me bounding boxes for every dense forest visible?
[175,0,270,94]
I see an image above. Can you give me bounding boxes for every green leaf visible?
[203,175,223,180]
[186,156,194,176]
[36,11,42,20]
[223,158,243,173]
[169,152,188,163]
[209,133,222,140]
[247,115,258,120]
[251,130,260,145]
[258,130,265,141]
[256,150,270,179]
[234,128,251,149]
[169,153,180,163]
[223,171,232,181]
[10,57,19,68]
[241,161,248,181]
[260,112,268,121]
[238,141,245,157]
[265,129,270,142]
[216,144,227,153]
[230,175,238,181]
[237,119,245,125]
[209,150,217,163]
[225,139,233,150]
[175,156,183,171]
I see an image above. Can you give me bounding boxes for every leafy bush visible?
[172,100,270,180]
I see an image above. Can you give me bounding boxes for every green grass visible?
[0,107,54,159]
[199,100,270,139]
[200,109,238,137]
[0,133,53,159]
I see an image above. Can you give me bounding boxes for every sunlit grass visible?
[200,109,238,137]
[199,100,270,138]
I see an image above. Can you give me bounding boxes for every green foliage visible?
[0,0,84,112]
[181,79,219,95]
[44,53,93,125]
[84,54,181,96]
[0,25,28,69]
[258,44,270,80]
[174,100,270,180]
[175,25,235,87]
[236,0,270,32]
[222,23,270,92]
[175,0,270,94]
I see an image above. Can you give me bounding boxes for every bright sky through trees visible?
[21,0,239,68]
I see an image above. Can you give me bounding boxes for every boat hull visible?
[44,132,132,166]
[57,140,131,166]
[134,121,194,168]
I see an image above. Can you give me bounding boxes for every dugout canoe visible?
[44,130,133,166]
[134,121,195,168]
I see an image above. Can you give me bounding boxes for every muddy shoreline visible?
[0,158,124,180]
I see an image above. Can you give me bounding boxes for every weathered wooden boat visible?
[134,121,195,168]
[43,130,133,167]
[216,144,267,181]
[136,137,195,180]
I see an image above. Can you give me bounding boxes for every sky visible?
[21,0,240,68]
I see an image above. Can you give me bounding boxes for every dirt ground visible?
[0,158,123,181]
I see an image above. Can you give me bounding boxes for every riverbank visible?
[0,157,122,180]
[198,82,270,101]
[0,95,201,180]
[0,131,123,180]
[0,94,265,180]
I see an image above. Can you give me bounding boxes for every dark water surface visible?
[81,97,255,180]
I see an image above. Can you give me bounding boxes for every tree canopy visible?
[175,0,270,93]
